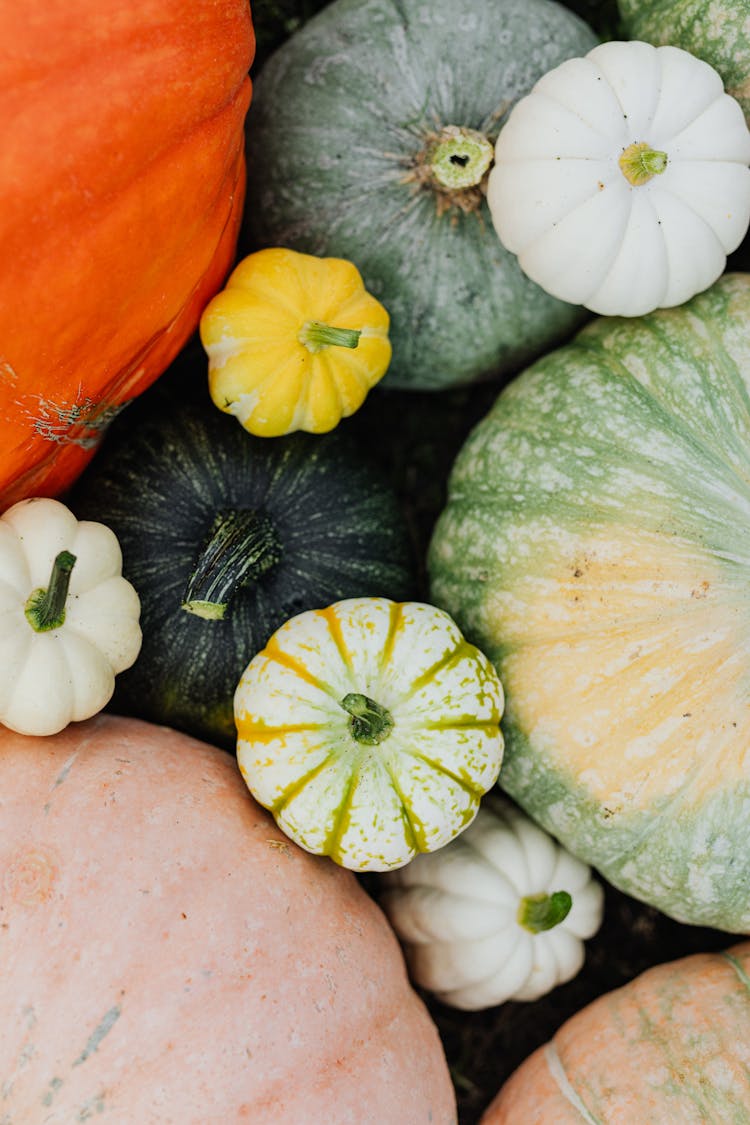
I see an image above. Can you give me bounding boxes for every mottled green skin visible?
[69,352,415,751]
[244,0,596,391]
[429,274,750,931]
[618,0,750,120]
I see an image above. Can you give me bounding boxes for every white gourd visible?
[380,796,604,1009]
[487,40,750,317]
[0,497,142,736]
[234,597,504,872]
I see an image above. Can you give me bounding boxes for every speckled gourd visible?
[244,0,597,390]
[429,272,750,932]
[617,0,750,125]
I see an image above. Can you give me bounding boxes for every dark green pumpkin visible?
[69,352,415,749]
[243,0,597,392]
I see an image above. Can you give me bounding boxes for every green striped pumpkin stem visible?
[182,509,283,620]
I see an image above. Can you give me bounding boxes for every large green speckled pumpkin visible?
[429,273,750,932]
[617,0,750,123]
[244,0,596,391]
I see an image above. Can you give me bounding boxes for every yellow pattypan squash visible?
[200,247,392,436]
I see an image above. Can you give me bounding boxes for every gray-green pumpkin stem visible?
[341,692,394,745]
[428,125,494,190]
[517,890,573,934]
[25,550,76,633]
[299,321,362,353]
[182,509,282,620]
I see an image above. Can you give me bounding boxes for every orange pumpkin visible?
[0,714,456,1123]
[482,943,750,1123]
[0,1,254,505]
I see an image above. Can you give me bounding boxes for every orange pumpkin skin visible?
[0,715,456,1123]
[482,944,750,1124]
[0,1,254,506]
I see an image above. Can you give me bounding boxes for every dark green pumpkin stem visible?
[340,692,394,745]
[25,550,76,632]
[182,509,282,620]
[299,321,362,353]
[518,890,573,934]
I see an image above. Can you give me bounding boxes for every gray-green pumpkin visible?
[429,273,750,932]
[617,0,750,124]
[244,0,597,391]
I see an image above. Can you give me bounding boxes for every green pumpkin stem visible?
[518,890,573,934]
[618,141,668,186]
[24,550,77,633]
[428,126,494,190]
[299,321,362,353]
[182,509,282,620]
[340,692,394,745]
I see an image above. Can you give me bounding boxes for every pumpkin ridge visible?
[271,749,343,816]
[324,768,361,862]
[407,638,478,694]
[403,750,487,800]
[377,599,405,680]
[543,1041,602,1125]
[721,952,750,998]
[263,642,341,701]
[378,754,423,854]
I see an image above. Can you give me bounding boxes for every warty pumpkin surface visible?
[481,941,750,1123]
[244,0,596,390]
[429,273,750,932]
[0,714,456,1123]
[0,0,254,505]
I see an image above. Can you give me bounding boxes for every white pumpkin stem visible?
[518,890,573,934]
[182,509,282,620]
[618,141,668,186]
[24,550,77,633]
[340,692,394,745]
[428,126,494,190]
[299,321,362,354]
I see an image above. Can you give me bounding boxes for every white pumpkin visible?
[487,40,750,316]
[0,497,142,736]
[380,796,604,1010]
[234,597,504,872]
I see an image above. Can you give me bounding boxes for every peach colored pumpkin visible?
[0,714,456,1124]
[482,943,750,1123]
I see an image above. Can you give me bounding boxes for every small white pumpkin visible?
[0,497,142,736]
[234,597,504,872]
[380,796,604,1010]
[487,40,750,316]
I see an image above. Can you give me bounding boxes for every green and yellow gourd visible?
[244,0,597,391]
[429,274,750,932]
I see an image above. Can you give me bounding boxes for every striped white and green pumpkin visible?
[617,0,750,124]
[429,273,750,931]
[234,597,504,872]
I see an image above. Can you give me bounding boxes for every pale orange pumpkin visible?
[0,1,254,505]
[482,943,750,1123]
[0,714,456,1123]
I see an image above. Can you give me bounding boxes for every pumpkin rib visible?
[542,1042,602,1125]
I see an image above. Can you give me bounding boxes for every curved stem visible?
[182,509,282,620]
[299,321,362,354]
[517,890,573,934]
[428,126,494,190]
[619,142,668,186]
[25,551,76,632]
[340,692,394,745]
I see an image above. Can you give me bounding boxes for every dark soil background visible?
[243,1,744,1118]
